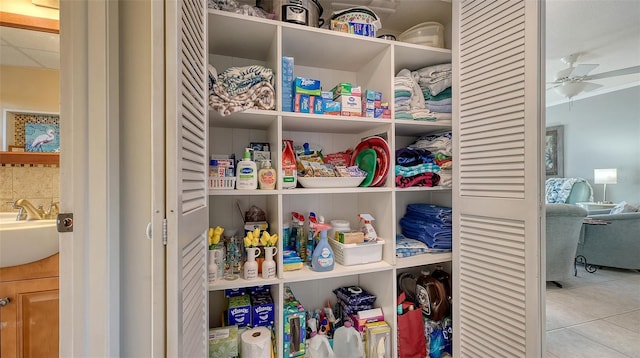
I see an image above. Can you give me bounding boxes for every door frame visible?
[59,0,120,356]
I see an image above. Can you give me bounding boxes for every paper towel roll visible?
[241,326,272,358]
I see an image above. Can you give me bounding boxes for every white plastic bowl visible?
[297,176,365,188]
[399,22,445,48]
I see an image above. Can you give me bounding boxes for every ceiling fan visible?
[547,53,640,99]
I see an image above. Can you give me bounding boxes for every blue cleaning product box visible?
[294,77,322,96]
[282,57,295,112]
[227,295,251,327]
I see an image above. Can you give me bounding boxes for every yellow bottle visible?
[258,160,276,190]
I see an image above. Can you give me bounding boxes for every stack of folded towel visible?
[399,203,452,250]
[411,131,453,187]
[394,69,439,121]
[411,63,452,120]
[395,146,441,188]
[396,234,450,258]
[208,64,276,116]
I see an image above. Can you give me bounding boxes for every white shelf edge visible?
[208,185,453,195]
[395,186,451,192]
[207,8,278,27]
[209,189,278,196]
[282,187,393,195]
[395,252,453,269]
[208,277,281,291]
[282,261,394,283]
[208,254,454,291]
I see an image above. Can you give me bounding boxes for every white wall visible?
[546,86,640,206]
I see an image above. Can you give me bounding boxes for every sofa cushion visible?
[610,201,639,214]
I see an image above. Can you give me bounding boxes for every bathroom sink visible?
[0,213,58,268]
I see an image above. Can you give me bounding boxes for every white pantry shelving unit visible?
[206,6,454,357]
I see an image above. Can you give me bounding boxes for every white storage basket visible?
[209,177,236,189]
[328,238,384,266]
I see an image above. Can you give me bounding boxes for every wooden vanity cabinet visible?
[0,253,59,358]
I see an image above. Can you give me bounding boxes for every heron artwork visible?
[25,123,59,152]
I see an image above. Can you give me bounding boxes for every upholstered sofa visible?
[577,211,640,270]
[546,203,588,286]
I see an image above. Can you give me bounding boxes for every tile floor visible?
[546,265,640,357]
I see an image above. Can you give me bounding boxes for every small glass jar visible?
[223,229,241,280]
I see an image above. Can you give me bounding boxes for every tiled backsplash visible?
[0,165,59,212]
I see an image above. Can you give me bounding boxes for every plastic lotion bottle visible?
[333,321,364,358]
[311,222,334,272]
[258,159,276,190]
[282,139,297,188]
[236,148,258,189]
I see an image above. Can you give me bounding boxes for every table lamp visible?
[594,168,617,203]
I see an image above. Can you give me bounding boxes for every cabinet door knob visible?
[0,297,10,307]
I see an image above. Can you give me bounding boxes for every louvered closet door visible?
[165,0,209,356]
[453,1,544,357]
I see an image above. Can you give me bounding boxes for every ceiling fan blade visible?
[587,65,640,80]
[568,64,598,78]
[582,82,603,92]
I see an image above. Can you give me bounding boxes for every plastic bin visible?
[328,239,384,265]
[398,22,444,48]
[209,177,236,189]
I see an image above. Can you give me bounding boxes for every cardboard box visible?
[331,83,352,99]
[323,101,341,115]
[294,93,311,113]
[350,22,376,37]
[337,95,362,116]
[294,77,322,96]
[337,230,365,244]
[209,325,239,358]
[312,95,323,114]
[364,321,391,358]
[282,57,295,112]
[225,288,245,297]
[349,307,384,332]
[283,286,306,357]
[227,295,251,327]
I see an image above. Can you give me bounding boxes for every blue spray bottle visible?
[311,222,334,272]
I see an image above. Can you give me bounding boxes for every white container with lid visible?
[329,219,351,240]
[398,22,444,48]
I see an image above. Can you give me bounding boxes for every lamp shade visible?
[594,168,617,184]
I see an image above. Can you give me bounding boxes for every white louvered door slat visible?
[453,0,543,357]
[166,0,209,356]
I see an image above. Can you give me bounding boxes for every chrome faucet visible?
[13,199,49,220]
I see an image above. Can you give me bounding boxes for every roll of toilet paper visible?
[240,326,271,358]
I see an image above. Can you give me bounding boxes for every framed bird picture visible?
[25,123,60,152]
